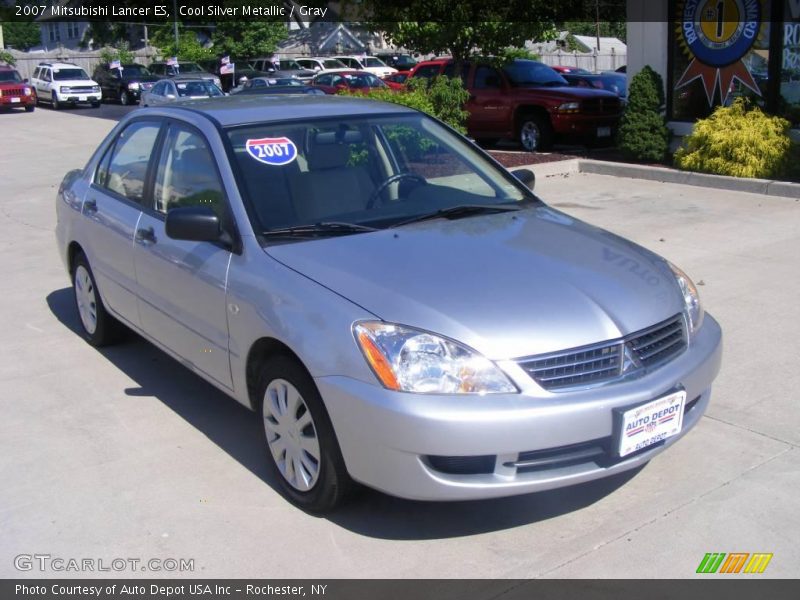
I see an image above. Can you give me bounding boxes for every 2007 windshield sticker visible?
[245,137,297,166]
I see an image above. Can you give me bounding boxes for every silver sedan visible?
[139,77,224,106]
[55,95,722,512]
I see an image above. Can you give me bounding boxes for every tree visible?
[150,24,215,62]
[617,66,670,162]
[212,21,287,59]
[0,49,16,66]
[363,1,563,66]
[1,21,41,50]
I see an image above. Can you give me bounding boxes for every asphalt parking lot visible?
[1,104,798,579]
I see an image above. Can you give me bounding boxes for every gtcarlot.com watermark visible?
[14,554,194,573]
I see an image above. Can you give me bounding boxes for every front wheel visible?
[91,101,101,108]
[51,93,60,110]
[519,114,553,152]
[25,105,35,113]
[72,253,122,346]
[119,90,131,106]
[257,356,355,513]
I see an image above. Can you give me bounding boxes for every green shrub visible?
[617,65,670,162]
[99,45,135,66]
[674,98,792,179]
[0,50,15,67]
[355,75,469,133]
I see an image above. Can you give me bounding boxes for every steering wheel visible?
[366,173,427,209]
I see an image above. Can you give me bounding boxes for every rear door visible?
[81,119,163,327]
[133,120,234,389]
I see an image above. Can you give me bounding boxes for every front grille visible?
[521,343,623,390]
[581,97,622,115]
[1,88,24,97]
[68,86,95,93]
[627,315,686,367]
[519,315,687,391]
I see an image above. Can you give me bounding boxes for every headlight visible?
[668,262,704,335]
[23,87,32,96]
[60,86,71,93]
[353,322,517,394]
[127,82,140,90]
[558,101,580,113]
[92,86,101,93]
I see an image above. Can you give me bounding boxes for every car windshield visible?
[364,57,388,68]
[226,113,531,237]
[323,59,346,69]
[177,63,204,73]
[53,68,90,81]
[345,73,384,88]
[504,62,568,86]
[0,70,23,83]
[175,80,223,97]
[122,64,150,75]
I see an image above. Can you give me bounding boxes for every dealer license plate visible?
[10,97,20,103]
[616,390,686,457]
[597,126,611,137]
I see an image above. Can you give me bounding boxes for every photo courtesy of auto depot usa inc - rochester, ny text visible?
[14,583,329,597]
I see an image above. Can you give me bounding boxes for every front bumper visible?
[0,95,35,107]
[317,314,722,501]
[551,112,620,137]
[56,93,100,104]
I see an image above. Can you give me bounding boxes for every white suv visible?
[331,56,397,78]
[32,62,101,110]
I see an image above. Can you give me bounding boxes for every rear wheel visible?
[25,105,35,113]
[72,253,123,347]
[519,113,553,152]
[257,356,355,513]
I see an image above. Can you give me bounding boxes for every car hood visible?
[514,84,619,101]
[122,74,159,83]
[265,206,684,360]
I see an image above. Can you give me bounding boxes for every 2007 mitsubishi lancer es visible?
[56,95,722,512]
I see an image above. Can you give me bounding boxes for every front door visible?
[133,121,233,389]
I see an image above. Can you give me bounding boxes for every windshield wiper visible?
[262,222,378,238]
[389,204,521,229]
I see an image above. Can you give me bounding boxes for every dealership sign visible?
[675,0,765,105]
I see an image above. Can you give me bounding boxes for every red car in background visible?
[382,71,411,90]
[311,70,391,94]
[0,65,36,112]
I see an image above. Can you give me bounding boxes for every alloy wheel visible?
[74,265,97,335]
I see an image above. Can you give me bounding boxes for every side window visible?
[33,67,41,80]
[153,125,226,219]
[474,66,502,89]
[153,81,166,95]
[316,74,331,86]
[42,69,52,82]
[413,64,441,80]
[443,63,471,86]
[100,121,162,203]
[253,79,266,88]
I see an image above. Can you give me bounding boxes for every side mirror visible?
[165,206,221,242]
[512,168,535,191]
[23,78,29,83]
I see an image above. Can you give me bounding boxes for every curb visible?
[527,158,800,199]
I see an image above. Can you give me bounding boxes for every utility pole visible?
[173,0,179,48]
[595,0,601,52]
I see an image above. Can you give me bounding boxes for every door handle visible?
[135,226,156,245]
[83,199,98,215]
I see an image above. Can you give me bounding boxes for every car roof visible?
[147,94,416,127]
[0,65,17,71]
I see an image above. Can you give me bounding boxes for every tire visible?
[518,113,554,152]
[119,90,131,106]
[91,101,101,108]
[51,92,60,110]
[25,105,35,113]
[257,356,355,513]
[71,252,123,347]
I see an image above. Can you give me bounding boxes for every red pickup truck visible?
[409,58,622,151]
